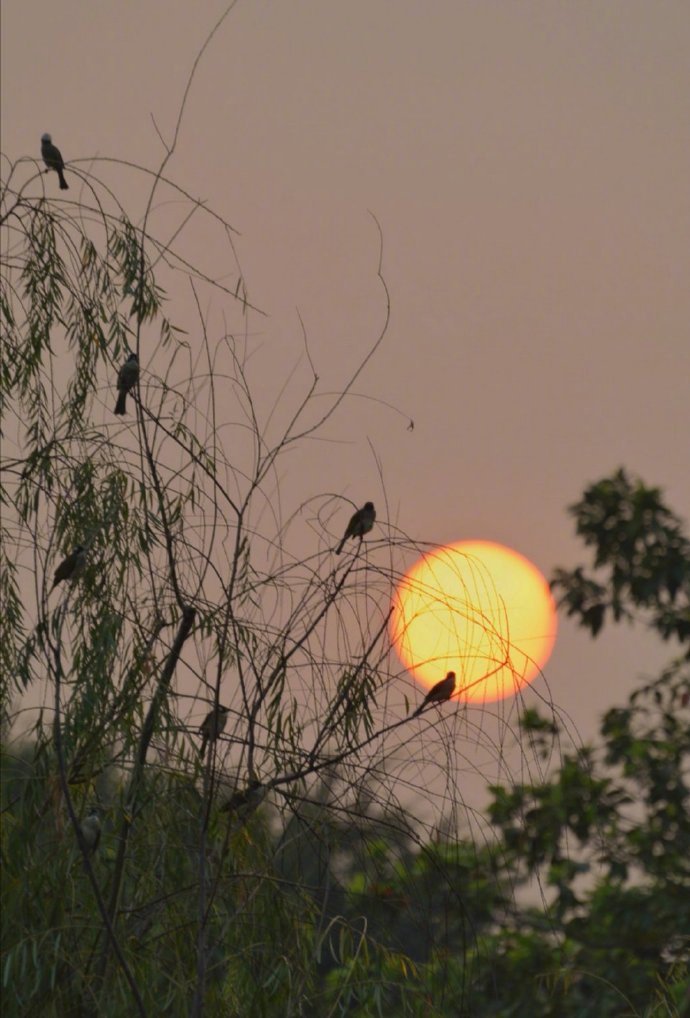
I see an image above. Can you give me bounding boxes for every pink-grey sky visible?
[3,1,689,748]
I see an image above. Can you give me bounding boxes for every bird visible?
[79,808,101,854]
[336,501,376,554]
[51,545,87,590]
[199,704,230,758]
[220,778,265,818]
[114,353,140,415]
[40,133,69,190]
[412,671,456,717]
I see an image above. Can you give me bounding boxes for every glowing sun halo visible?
[391,541,557,704]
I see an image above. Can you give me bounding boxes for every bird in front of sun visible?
[392,540,558,704]
[336,501,376,554]
[40,134,69,190]
[412,670,456,717]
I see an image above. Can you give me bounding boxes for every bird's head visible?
[41,133,52,144]
[447,671,456,683]
[364,501,374,510]
[127,352,139,363]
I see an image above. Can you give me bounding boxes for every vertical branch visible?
[96,605,196,992]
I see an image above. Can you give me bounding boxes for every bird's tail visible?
[114,390,127,415]
[335,535,347,555]
[58,171,69,190]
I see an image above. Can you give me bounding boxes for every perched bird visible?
[336,501,376,554]
[51,545,87,590]
[114,352,140,415]
[79,808,101,855]
[199,704,230,758]
[413,671,456,717]
[41,133,69,190]
[220,778,265,818]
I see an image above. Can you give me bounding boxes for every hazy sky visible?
[3,1,689,752]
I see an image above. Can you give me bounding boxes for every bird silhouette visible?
[199,704,230,758]
[51,545,86,590]
[220,778,265,817]
[79,808,101,854]
[413,671,456,717]
[41,134,69,190]
[114,353,140,415]
[336,501,376,554]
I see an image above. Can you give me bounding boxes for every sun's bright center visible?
[391,540,557,703]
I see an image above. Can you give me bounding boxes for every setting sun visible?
[391,541,557,704]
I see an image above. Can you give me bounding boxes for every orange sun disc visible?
[391,541,557,704]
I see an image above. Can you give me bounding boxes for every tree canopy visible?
[2,138,688,1017]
